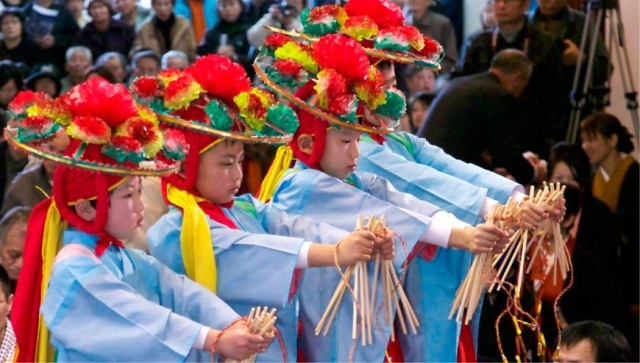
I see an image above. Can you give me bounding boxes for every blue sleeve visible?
[272,170,433,268]
[407,132,522,202]
[41,251,237,361]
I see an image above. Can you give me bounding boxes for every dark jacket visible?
[418,72,534,185]
[0,38,43,67]
[75,19,135,60]
[197,18,252,75]
[455,22,566,156]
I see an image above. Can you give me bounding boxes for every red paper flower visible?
[111,135,143,153]
[264,33,291,49]
[315,69,354,116]
[131,77,161,98]
[186,55,251,103]
[274,59,304,77]
[399,26,425,51]
[23,115,52,131]
[416,36,441,57]
[67,115,112,144]
[8,91,50,115]
[343,0,404,29]
[66,78,138,128]
[313,34,369,81]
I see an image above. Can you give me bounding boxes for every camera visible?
[278,0,297,17]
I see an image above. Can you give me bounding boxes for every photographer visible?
[247,0,304,49]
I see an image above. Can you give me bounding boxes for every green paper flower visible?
[204,100,233,131]
[262,104,299,136]
[374,89,407,120]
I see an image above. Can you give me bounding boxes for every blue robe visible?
[358,132,522,362]
[41,229,237,362]
[272,162,459,361]
[148,194,351,362]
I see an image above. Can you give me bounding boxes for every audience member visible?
[480,0,496,30]
[407,92,435,133]
[1,131,69,215]
[530,0,610,125]
[113,0,153,32]
[580,113,639,316]
[402,64,436,99]
[244,0,271,24]
[247,0,303,49]
[129,49,160,78]
[95,51,128,83]
[0,265,16,361]
[555,321,633,362]
[404,0,457,79]
[75,0,135,59]
[456,0,565,156]
[59,46,93,94]
[24,63,60,98]
[419,49,544,185]
[0,206,29,290]
[0,61,22,119]
[22,0,79,70]
[197,0,252,74]
[134,0,197,61]
[160,49,188,70]
[0,121,30,208]
[64,0,91,28]
[0,8,42,67]
[0,0,27,8]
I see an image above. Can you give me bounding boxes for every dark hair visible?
[559,320,632,362]
[410,92,436,108]
[580,112,635,153]
[548,142,591,187]
[0,265,10,298]
[0,60,23,91]
[85,65,117,84]
[490,49,533,79]
[131,49,161,69]
[0,206,30,246]
[0,7,25,26]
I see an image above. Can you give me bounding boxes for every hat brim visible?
[6,130,181,177]
[157,113,294,144]
[264,26,442,70]
[254,58,395,135]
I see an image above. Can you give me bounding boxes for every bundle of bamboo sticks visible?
[228,307,278,363]
[315,215,418,345]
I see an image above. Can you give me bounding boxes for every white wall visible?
[607,0,639,156]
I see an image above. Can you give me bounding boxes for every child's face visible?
[410,100,429,130]
[320,128,362,180]
[0,289,12,329]
[104,177,145,240]
[196,141,244,204]
[218,0,242,23]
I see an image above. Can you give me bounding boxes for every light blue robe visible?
[148,194,351,362]
[272,162,456,362]
[41,229,237,362]
[358,132,522,362]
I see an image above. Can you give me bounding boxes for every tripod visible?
[566,0,639,144]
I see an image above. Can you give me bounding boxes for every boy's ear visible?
[297,134,314,156]
[74,199,97,222]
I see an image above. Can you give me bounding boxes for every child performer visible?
[255,33,514,361]
[256,1,565,360]
[139,55,393,362]
[9,78,270,362]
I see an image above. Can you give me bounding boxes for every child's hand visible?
[375,228,395,261]
[520,200,547,230]
[336,230,376,266]
[463,224,509,255]
[546,196,566,223]
[213,322,268,360]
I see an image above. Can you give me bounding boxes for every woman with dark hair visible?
[580,112,639,319]
[84,65,117,84]
[75,0,134,59]
[197,0,252,75]
[0,8,41,67]
[0,60,22,112]
[134,0,196,61]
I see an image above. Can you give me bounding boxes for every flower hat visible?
[255,33,407,134]
[5,77,187,177]
[130,54,300,145]
[262,0,444,68]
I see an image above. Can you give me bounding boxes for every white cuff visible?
[420,211,466,248]
[512,190,528,202]
[193,326,209,350]
[481,198,499,220]
[295,242,312,268]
